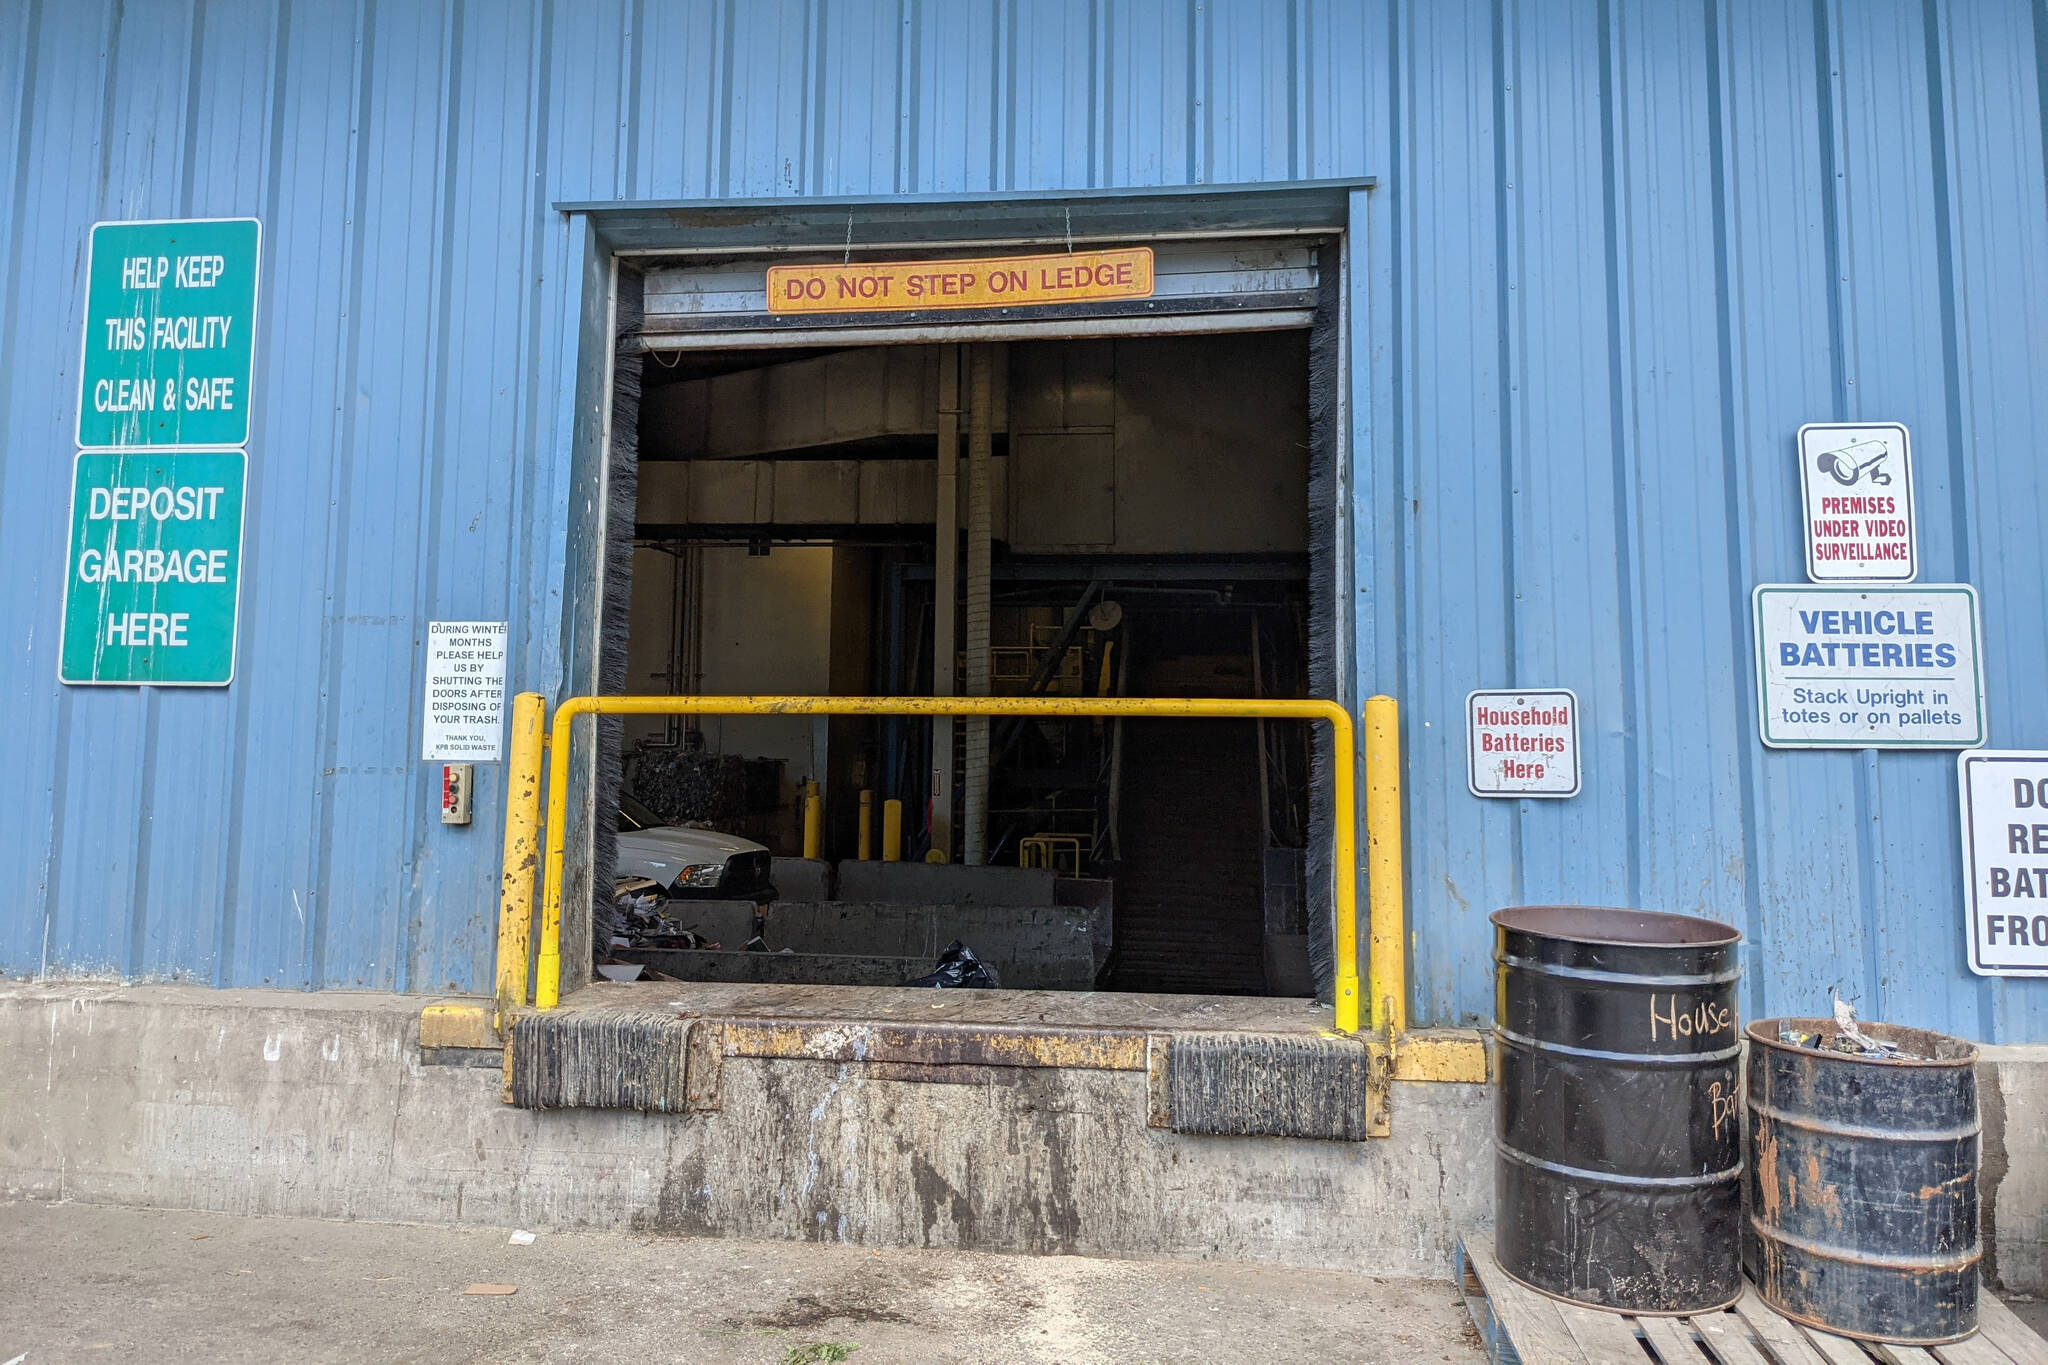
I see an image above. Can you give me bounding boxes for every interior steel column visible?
[961,343,995,864]
[931,345,960,861]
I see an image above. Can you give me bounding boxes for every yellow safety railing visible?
[495,693,1406,1038]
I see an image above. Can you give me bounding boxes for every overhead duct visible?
[638,346,974,461]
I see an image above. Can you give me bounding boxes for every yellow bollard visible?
[882,798,903,862]
[1364,694,1407,1036]
[857,789,873,860]
[803,786,823,861]
[493,692,546,1030]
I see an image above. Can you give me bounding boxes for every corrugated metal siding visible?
[1,0,2044,1038]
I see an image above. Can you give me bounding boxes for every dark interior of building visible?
[607,330,1316,998]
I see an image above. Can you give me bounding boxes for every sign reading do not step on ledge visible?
[767,247,1154,315]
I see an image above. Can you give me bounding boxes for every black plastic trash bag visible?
[902,940,1000,989]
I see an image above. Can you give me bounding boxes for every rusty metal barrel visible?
[1492,906,1744,1314]
[1744,1018,1980,1345]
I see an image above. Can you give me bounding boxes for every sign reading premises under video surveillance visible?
[1751,585,1985,749]
[1957,751,2048,977]
[76,218,261,450]
[59,450,247,685]
[1797,422,1917,583]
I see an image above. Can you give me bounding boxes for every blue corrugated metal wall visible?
[2,0,2044,1038]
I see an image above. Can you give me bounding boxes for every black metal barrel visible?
[1492,906,1744,1314]
[1745,1018,1980,1345]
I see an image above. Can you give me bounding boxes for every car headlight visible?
[673,863,723,890]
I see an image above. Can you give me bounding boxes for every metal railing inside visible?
[495,693,1406,1038]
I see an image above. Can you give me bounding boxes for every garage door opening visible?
[577,229,1346,1007]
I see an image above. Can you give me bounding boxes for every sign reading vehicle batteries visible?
[1467,690,1580,798]
[1798,422,1916,582]
[1752,585,1984,749]
[59,450,247,685]
[1957,751,2048,977]
[77,218,260,449]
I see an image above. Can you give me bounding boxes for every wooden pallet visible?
[1457,1232,2048,1365]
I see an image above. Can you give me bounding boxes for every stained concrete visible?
[0,1201,1483,1364]
[771,857,835,902]
[836,862,1057,906]
[1982,1047,2048,1295]
[12,980,2037,1296]
[0,981,1486,1277]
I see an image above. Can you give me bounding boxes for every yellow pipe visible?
[1365,695,1407,1036]
[537,695,1372,1033]
[493,692,547,1028]
[882,799,903,862]
[802,790,824,860]
[857,789,873,860]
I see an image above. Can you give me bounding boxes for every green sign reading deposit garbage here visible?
[59,450,247,686]
[76,218,260,449]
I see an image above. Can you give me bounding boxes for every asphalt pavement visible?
[0,1200,1482,1364]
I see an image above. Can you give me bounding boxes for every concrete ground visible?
[0,1201,1482,1364]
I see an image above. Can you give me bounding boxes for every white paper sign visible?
[1467,689,1580,798]
[1752,585,1983,749]
[422,621,508,761]
[1798,422,1916,582]
[1958,751,2048,977]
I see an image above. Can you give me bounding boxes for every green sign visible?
[76,218,260,449]
[60,450,246,686]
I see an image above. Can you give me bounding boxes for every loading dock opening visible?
[619,327,1325,999]
[539,184,1381,1050]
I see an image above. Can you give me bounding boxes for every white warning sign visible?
[1797,422,1917,583]
[1958,751,2048,977]
[1467,689,1580,798]
[1752,585,1984,749]
[422,620,508,761]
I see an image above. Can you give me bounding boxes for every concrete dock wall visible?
[8,981,2040,1289]
[0,983,1486,1277]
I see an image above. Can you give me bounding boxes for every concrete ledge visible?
[837,861,1057,906]
[0,980,1488,1275]
[1981,1045,2048,1294]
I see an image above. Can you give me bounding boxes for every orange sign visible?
[767,247,1154,315]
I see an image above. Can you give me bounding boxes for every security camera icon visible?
[1815,439,1892,487]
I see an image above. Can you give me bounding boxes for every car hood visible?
[614,824,767,881]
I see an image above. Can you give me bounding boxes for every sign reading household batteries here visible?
[77,218,261,450]
[1957,751,2048,977]
[59,450,247,685]
[1797,423,1917,582]
[1752,585,1984,749]
[422,622,509,761]
[1467,690,1580,798]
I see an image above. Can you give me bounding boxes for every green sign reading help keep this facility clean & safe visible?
[76,218,260,450]
[59,451,247,686]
